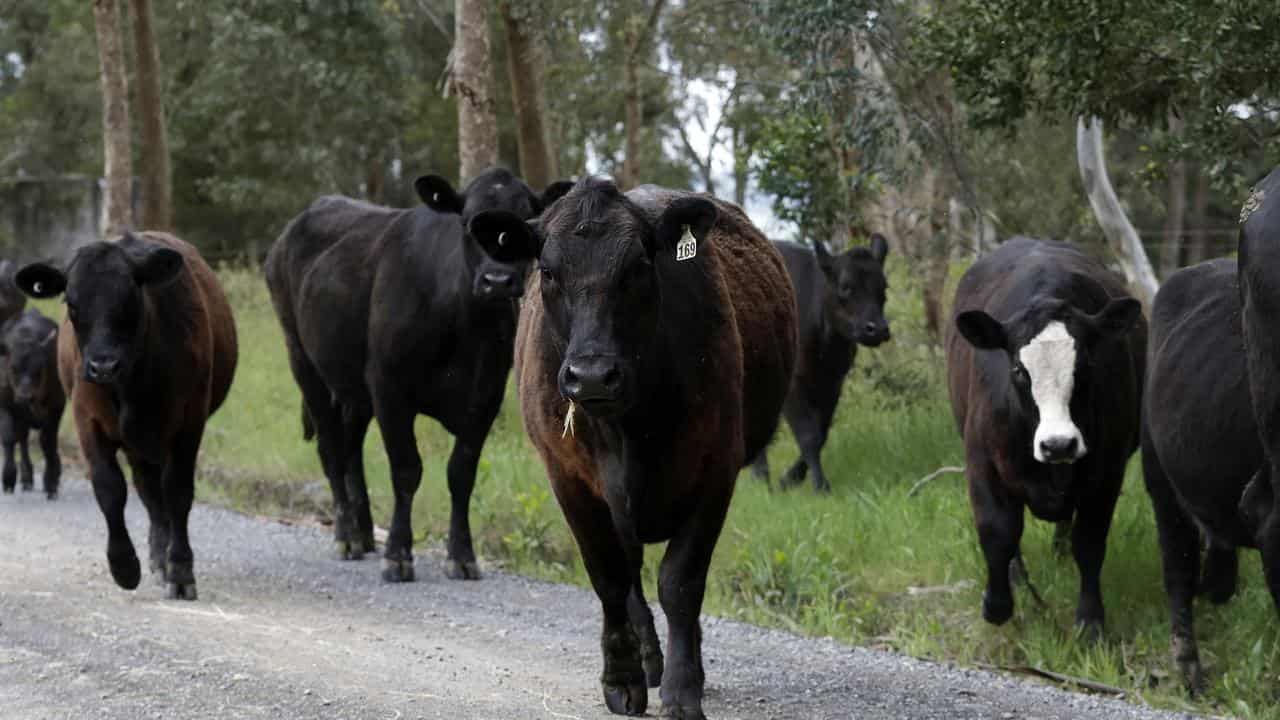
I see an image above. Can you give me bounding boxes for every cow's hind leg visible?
[625,545,663,688]
[969,460,1024,625]
[161,428,203,600]
[444,434,484,580]
[1199,542,1238,605]
[0,409,16,494]
[128,453,169,584]
[373,400,420,583]
[656,477,732,720]
[17,425,33,491]
[1143,439,1203,692]
[40,417,61,499]
[555,478,646,715]
[342,402,376,557]
[84,429,140,590]
[782,403,830,493]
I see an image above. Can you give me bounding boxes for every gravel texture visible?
[0,476,1206,720]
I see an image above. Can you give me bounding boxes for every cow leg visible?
[749,449,770,487]
[969,461,1023,625]
[625,544,663,688]
[83,429,140,591]
[782,403,830,493]
[1142,441,1203,692]
[444,435,484,580]
[161,429,202,600]
[128,453,169,584]
[657,483,731,720]
[17,425,33,491]
[40,417,61,499]
[1199,542,1238,605]
[0,409,16,494]
[554,479,647,715]
[342,402,375,558]
[1070,466,1123,641]
[374,402,420,583]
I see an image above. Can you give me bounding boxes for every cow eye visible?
[538,266,557,287]
[1011,362,1028,383]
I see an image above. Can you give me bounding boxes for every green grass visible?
[37,260,1280,718]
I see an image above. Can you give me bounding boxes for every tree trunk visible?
[92,0,133,239]
[453,0,498,183]
[621,1,666,190]
[128,0,171,232]
[1076,117,1159,308]
[1161,115,1186,279]
[923,169,950,343]
[1186,165,1211,265]
[365,152,384,204]
[500,2,553,189]
[732,124,748,208]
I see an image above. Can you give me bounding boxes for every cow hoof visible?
[166,581,198,601]
[381,558,415,583]
[45,490,57,501]
[659,704,706,720]
[1074,619,1103,644]
[643,651,664,688]
[1,485,12,495]
[107,551,142,590]
[981,591,1013,625]
[445,559,482,580]
[20,482,33,492]
[359,534,378,556]
[602,681,647,716]
[334,540,365,561]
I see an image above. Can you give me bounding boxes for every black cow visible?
[16,232,238,600]
[946,237,1144,637]
[1239,167,1280,615]
[264,167,572,582]
[0,309,64,498]
[1142,257,1259,691]
[471,177,798,719]
[751,236,890,492]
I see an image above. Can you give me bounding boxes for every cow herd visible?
[4,164,1280,715]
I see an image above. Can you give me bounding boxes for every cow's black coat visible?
[751,236,889,492]
[264,167,571,581]
[1142,257,1257,691]
[0,308,64,497]
[946,237,1144,637]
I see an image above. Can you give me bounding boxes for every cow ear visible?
[469,210,542,263]
[1088,297,1142,339]
[535,180,575,214]
[869,233,889,265]
[14,263,66,299]
[652,196,717,259]
[131,245,185,286]
[955,310,1008,351]
[415,175,465,214]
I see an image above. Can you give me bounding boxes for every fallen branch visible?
[907,465,965,497]
[998,664,1128,697]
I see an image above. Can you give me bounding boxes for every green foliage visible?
[923,0,1280,181]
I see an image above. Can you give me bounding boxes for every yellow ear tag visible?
[676,225,696,261]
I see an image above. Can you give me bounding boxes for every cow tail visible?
[302,402,315,442]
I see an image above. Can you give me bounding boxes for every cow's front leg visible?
[1070,467,1123,640]
[969,462,1024,625]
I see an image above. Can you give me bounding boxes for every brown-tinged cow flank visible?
[15,231,237,600]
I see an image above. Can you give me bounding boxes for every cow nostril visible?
[563,365,580,386]
[602,366,620,389]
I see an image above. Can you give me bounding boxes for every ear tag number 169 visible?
[676,225,697,262]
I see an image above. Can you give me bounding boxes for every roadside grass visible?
[33,260,1280,719]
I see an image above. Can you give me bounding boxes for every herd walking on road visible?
[7,165,1280,718]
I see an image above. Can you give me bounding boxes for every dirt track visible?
[0,476,1202,720]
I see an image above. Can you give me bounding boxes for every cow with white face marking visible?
[946,237,1145,637]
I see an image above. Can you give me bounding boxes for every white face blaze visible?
[1018,321,1086,463]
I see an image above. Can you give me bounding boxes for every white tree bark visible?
[92,0,133,239]
[1076,116,1159,308]
[453,0,498,183]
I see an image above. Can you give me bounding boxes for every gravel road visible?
[0,476,1204,720]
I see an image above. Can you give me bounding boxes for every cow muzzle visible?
[1034,421,1087,464]
[559,355,630,417]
